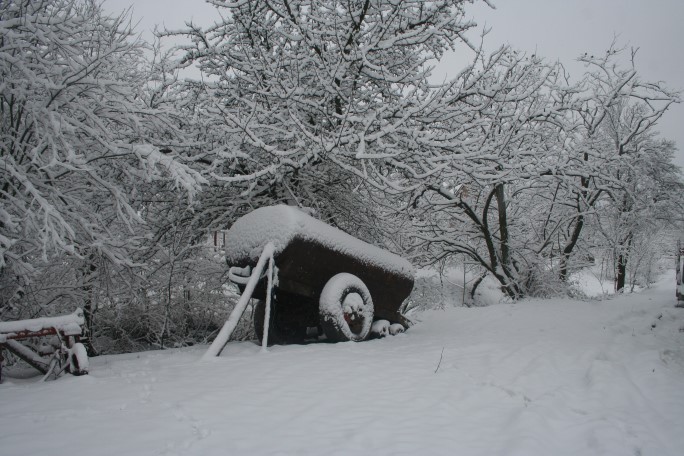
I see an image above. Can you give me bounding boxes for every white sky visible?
[104,0,684,165]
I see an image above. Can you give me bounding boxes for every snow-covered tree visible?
[402,47,681,298]
[591,135,683,291]
[405,49,574,298]
[561,49,680,291]
[0,1,204,331]
[172,0,487,223]
[170,1,681,300]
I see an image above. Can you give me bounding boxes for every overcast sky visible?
[104,0,684,165]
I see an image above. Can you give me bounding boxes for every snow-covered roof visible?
[0,308,84,342]
[224,205,414,280]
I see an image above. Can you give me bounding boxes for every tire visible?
[253,299,306,345]
[68,343,89,376]
[319,273,373,342]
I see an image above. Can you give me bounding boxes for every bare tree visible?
[171,1,488,215]
[560,49,680,290]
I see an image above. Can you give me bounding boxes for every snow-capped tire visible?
[319,273,373,342]
[68,343,89,376]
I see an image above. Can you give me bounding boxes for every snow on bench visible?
[0,308,85,343]
[224,205,414,280]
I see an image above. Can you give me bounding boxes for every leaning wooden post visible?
[203,243,276,359]
[261,251,276,351]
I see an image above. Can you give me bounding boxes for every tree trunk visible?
[616,253,627,292]
[559,180,589,282]
[615,233,633,292]
[559,215,584,282]
[494,184,524,299]
[81,256,98,357]
[495,184,511,271]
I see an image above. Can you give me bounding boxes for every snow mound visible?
[389,323,405,335]
[224,205,413,279]
[371,320,391,338]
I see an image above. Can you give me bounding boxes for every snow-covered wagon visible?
[206,205,414,355]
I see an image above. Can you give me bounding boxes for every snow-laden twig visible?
[434,347,445,374]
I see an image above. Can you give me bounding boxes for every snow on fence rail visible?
[0,309,84,343]
[0,309,88,381]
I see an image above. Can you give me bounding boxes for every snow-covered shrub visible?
[523,268,582,299]
[403,265,506,312]
[88,244,260,354]
[0,0,204,352]
[370,320,390,338]
[403,270,456,313]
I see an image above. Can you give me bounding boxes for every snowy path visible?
[2,277,683,455]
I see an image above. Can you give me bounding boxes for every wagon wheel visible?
[68,342,89,376]
[253,299,306,345]
[319,273,374,342]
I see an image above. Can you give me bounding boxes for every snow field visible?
[1,277,683,455]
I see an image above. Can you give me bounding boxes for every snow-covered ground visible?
[2,276,683,456]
